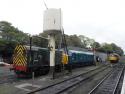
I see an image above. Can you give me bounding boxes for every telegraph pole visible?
[29,36,35,86]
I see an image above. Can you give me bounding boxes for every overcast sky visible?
[0,0,125,50]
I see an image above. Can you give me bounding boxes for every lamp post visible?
[29,36,35,86]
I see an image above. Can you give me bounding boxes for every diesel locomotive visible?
[12,44,95,76]
[108,53,120,63]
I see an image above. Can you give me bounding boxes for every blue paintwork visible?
[68,50,94,65]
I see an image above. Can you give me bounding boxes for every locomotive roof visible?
[25,45,47,51]
[69,50,93,55]
[24,45,93,55]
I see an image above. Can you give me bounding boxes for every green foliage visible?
[0,21,29,43]
[97,43,124,55]
[79,35,95,48]
[68,35,82,47]
[93,42,101,49]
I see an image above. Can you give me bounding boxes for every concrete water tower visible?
[43,8,62,34]
[43,8,62,79]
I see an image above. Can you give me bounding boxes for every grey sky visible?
[0,0,125,50]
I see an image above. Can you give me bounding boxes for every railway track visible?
[89,63,125,94]
[0,65,107,85]
[27,65,110,94]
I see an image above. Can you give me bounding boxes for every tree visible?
[79,35,88,48]
[92,42,101,51]
[0,21,29,63]
[98,43,124,55]
[0,21,29,43]
[110,43,124,55]
[69,35,82,47]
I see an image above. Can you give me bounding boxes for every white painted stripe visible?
[15,83,41,91]
[121,72,125,94]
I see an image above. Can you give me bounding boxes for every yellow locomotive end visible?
[13,44,27,71]
[62,52,68,65]
[108,53,119,63]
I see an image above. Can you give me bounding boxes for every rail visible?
[27,65,109,94]
[88,64,125,94]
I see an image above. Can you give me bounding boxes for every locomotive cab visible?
[13,45,50,76]
[108,53,120,63]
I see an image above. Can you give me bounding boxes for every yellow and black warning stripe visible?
[13,45,27,66]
